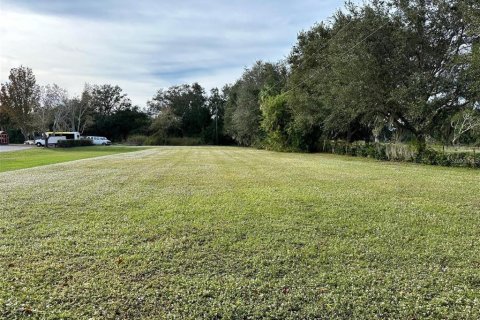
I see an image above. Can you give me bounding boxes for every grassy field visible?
[0,146,146,172]
[1,147,479,319]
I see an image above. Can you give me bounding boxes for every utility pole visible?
[215,105,218,145]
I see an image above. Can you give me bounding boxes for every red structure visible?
[0,131,9,145]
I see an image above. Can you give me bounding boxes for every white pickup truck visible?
[35,136,66,147]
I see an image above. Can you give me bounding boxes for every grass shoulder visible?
[0,145,148,172]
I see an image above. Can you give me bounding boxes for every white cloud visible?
[0,0,346,106]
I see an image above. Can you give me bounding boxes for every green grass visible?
[1,147,479,319]
[0,146,146,172]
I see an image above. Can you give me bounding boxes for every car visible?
[86,136,112,145]
[24,140,35,145]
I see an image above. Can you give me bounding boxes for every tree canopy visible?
[2,0,479,148]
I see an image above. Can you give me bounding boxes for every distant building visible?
[0,131,9,145]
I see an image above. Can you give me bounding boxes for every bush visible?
[125,134,148,146]
[57,139,93,148]
[143,135,203,146]
[331,140,348,155]
[416,149,438,165]
[318,140,479,168]
[445,152,479,168]
[324,141,388,160]
[373,144,387,160]
[144,134,166,146]
[260,93,293,151]
[385,143,417,161]
[435,153,451,167]
[415,150,479,168]
[165,137,203,146]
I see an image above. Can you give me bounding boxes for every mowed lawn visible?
[0,146,146,172]
[1,147,479,319]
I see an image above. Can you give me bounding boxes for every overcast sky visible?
[1,0,348,107]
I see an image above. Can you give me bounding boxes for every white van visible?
[86,136,112,145]
[35,131,81,146]
[35,135,66,147]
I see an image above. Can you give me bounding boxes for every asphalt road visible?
[0,144,34,152]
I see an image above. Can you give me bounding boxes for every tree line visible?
[0,70,150,143]
[1,0,479,150]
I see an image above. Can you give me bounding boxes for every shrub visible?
[373,144,387,160]
[415,150,479,168]
[327,141,388,160]
[125,134,148,146]
[260,93,292,151]
[319,140,332,153]
[318,140,478,168]
[57,139,93,148]
[385,143,417,161]
[331,140,348,155]
[410,148,480,168]
[165,137,202,146]
[416,149,438,165]
[364,144,377,158]
[143,135,203,146]
[435,153,451,167]
[144,134,166,146]
[446,152,479,168]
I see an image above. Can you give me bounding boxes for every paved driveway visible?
[0,145,34,152]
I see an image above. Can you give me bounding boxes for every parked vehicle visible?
[35,131,81,147]
[24,140,35,145]
[35,136,66,147]
[46,131,81,140]
[86,136,112,145]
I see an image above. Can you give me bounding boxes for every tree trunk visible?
[415,134,427,152]
[451,136,458,146]
[44,133,49,148]
[20,128,27,141]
